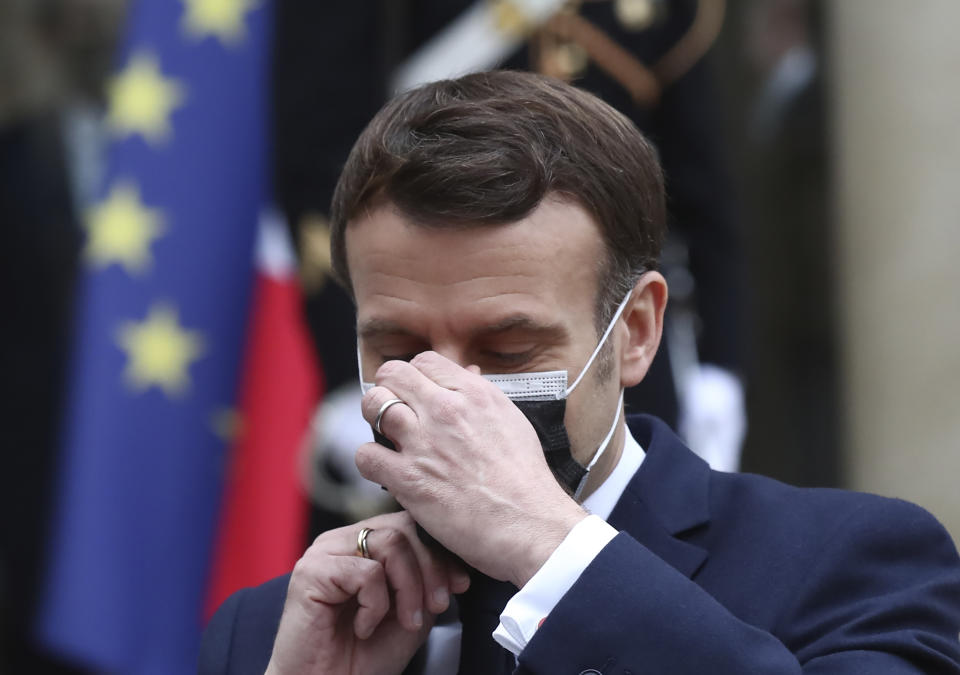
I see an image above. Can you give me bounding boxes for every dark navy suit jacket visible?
[199,415,960,673]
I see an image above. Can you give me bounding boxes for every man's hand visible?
[357,351,588,588]
[265,511,470,675]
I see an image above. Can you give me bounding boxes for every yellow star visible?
[181,0,257,45]
[490,0,533,39]
[117,304,205,397]
[85,181,164,274]
[299,213,333,293]
[107,51,186,144]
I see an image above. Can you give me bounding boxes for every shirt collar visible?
[581,425,645,520]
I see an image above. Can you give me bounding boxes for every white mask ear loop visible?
[563,289,634,398]
[573,389,625,500]
[357,344,370,392]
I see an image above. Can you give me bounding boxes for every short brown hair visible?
[330,70,666,330]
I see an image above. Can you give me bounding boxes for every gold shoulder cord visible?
[653,0,725,85]
[532,0,726,107]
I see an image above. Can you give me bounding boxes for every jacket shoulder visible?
[199,574,291,675]
[711,467,953,547]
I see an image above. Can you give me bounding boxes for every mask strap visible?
[573,388,625,500]
[356,344,369,392]
[564,289,634,397]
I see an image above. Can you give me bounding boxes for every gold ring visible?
[357,527,374,559]
[374,398,405,436]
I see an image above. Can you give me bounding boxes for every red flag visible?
[205,215,322,617]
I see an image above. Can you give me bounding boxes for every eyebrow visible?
[357,318,417,340]
[357,315,566,341]
[475,316,566,339]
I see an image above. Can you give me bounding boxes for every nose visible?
[425,345,470,370]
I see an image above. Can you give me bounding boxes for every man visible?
[200,71,960,674]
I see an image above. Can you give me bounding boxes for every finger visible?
[403,534,456,614]
[311,515,460,615]
[310,555,389,639]
[355,441,409,493]
[409,351,482,392]
[307,512,416,558]
[369,514,455,614]
[360,385,418,443]
[365,528,425,632]
[352,559,392,639]
[465,364,482,375]
[373,358,446,409]
[298,520,428,630]
[342,514,456,616]
[447,559,472,595]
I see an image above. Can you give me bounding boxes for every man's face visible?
[348,196,627,467]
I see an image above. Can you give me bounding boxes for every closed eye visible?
[481,349,536,367]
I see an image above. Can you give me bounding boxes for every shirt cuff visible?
[492,514,618,655]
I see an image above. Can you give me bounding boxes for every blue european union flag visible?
[37,1,272,672]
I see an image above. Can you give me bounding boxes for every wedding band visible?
[357,527,374,559]
[374,398,405,436]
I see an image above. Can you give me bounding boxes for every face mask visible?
[360,290,632,500]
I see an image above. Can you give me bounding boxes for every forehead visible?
[345,198,605,327]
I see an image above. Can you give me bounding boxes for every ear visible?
[618,271,668,389]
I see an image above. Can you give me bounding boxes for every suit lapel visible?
[401,646,427,675]
[607,415,712,579]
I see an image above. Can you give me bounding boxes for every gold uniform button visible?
[615,0,657,31]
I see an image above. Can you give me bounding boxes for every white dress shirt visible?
[422,426,646,672]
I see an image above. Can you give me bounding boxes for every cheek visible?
[562,380,616,463]
[564,382,600,464]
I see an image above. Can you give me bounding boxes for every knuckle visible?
[354,445,379,475]
[432,395,464,425]
[291,556,314,581]
[360,395,377,420]
[386,510,417,535]
[361,387,388,419]
[379,527,404,550]
[300,545,323,567]
[360,559,385,585]
[395,462,420,488]
[468,377,495,402]
[459,385,487,408]
[376,359,404,381]
[409,351,437,368]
